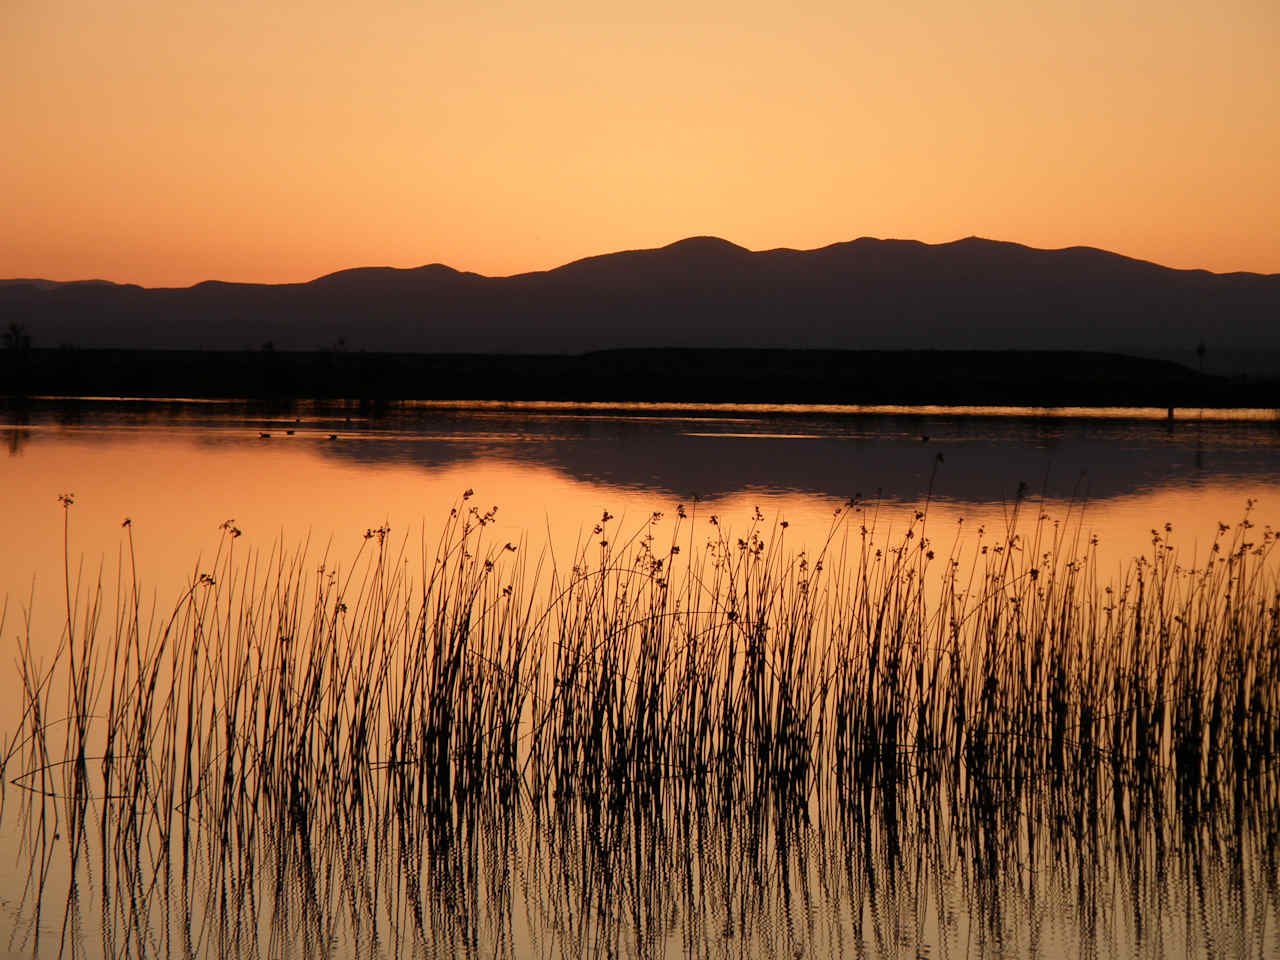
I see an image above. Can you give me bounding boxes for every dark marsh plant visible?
[3,492,1280,956]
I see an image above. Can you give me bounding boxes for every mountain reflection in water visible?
[7,399,1280,504]
[312,411,1276,503]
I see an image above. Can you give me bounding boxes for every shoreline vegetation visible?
[3,346,1277,408]
[3,496,1278,954]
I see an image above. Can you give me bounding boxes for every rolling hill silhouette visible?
[3,236,1278,374]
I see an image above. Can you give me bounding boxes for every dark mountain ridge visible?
[3,236,1278,374]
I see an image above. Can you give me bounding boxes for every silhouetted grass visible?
[3,491,1279,956]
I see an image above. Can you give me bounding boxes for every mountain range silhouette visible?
[3,236,1278,374]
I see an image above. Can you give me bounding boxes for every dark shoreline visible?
[3,346,1276,409]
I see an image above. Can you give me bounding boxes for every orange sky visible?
[2,0,1277,286]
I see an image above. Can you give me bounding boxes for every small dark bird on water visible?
[286,429,295,435]
[259,432,271,439]
[328,434,338,440]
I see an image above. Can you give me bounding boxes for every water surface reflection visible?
[8,401,1280,504]
[2,401,1279,958]
[6,769,1274,958]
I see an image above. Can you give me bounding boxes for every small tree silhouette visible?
[3,321,34,399]
[3,321,31,351]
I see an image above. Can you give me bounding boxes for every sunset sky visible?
[3,0,1277,287]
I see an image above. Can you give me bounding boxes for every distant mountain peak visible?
[302,263,468,295]
[0,278,127,291]
[661,236,750,254]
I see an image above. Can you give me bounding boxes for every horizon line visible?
[4,233,1278,290]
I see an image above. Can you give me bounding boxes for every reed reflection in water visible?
[2,493,1279,958]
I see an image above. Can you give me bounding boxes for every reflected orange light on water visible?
[5,427,1275,655]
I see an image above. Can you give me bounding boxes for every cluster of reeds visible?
[2,491,1279,956]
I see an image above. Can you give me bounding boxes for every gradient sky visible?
[3,0,1277,286]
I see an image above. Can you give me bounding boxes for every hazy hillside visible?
[3,236,1278,374]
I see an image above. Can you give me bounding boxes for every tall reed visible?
[3,492,1279,956]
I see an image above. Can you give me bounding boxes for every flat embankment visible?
[3,346,1274,407]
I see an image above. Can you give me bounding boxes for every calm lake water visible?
[2,398,1279,958]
